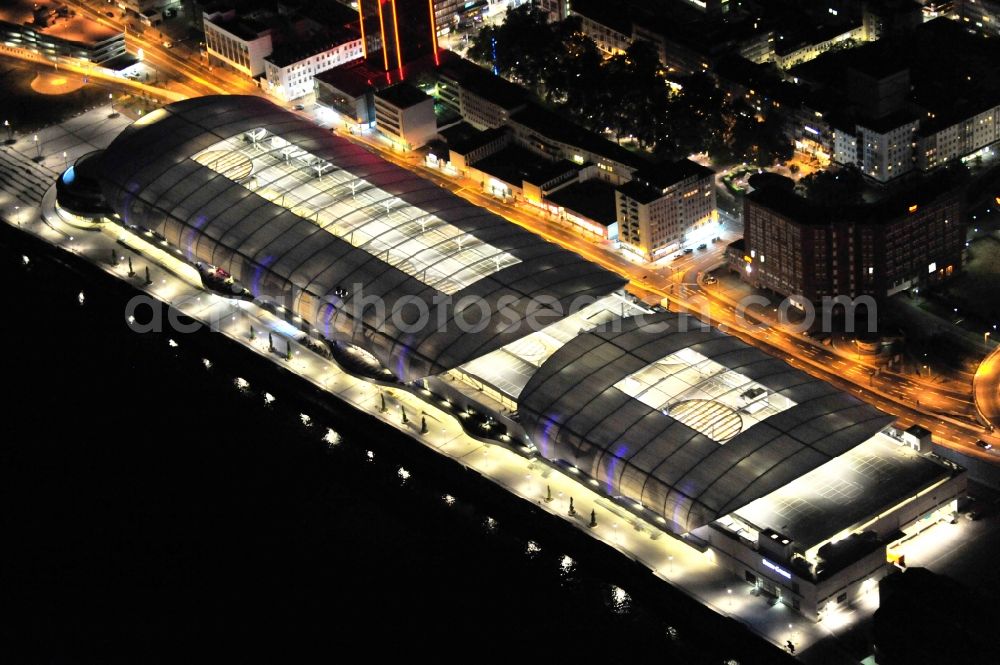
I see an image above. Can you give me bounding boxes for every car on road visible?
[703,275,718,285]
[683,248,694,254]
[976,440,993,451]
[105,11,114,17]
[293,104,305,111]
[162,41,172,48]
[697,243,708,250]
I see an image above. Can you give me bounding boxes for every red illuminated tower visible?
[356,0,440,81]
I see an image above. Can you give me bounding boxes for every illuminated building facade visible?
[63,96,966,622]
[740,176,964,303]
[615,160,716,260]
[356,0,441,79]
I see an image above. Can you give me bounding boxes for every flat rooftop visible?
[438,57,528,111]
[0,0,121,45]
[375,82,432,110]
[510,103,649,171]
[472,145,580,189]
[724,431,952,550]
[264,27,357,68]
[546,179,619,227]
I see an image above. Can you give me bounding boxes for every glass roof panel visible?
[192,129,520,294]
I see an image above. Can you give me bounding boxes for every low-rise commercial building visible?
[374,82,437,150]
[737,173,965,304]
[203,8,274,77]
[314,62,377,126]
[508,103,647,185]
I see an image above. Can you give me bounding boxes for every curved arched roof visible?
[517,313,894,533]
[97,96,625,381]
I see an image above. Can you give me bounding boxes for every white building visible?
[916,102,1000,170]
[374,83,438,150]
[832,113,919,183]
[858,114,919,182]
[203,9,274,77]
[263,34,365,102]
[615,159,716,260]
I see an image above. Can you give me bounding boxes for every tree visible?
[468,6,562,90]
[801,165,864,205]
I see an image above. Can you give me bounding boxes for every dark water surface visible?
[0,225,794,664]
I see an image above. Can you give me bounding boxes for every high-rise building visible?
[355,0,441,79]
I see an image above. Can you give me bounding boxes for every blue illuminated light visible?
[61,165,75,185]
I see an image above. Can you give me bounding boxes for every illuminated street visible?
[6,4,1000,660]
[4,100,998,661]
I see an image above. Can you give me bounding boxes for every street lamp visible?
[14,205,20,228]
[62,151,68,172]
[33,133,41,161]
[108,92,117,118]
[987,331,992,345]
[3,119,13,144]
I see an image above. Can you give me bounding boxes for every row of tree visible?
[468,7,793,166]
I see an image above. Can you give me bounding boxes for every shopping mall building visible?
[56,96,967,621]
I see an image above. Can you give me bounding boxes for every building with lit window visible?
[263,31,365,101]
[203,8,275,77]
[67,95,965,623]
[0,0,125,64]
[373,82,437,149]
[435,57,528,130]
[798,19,1000,181]
[615,160,716,260]
[956,0,1000,37]
[737,173,965,304]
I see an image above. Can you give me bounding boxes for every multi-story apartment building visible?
[857,113,919,182]
[263,32,365,101]
[535,0,570,22]
[507,104,648,185]
[738,175,964,305]
[615,159,716,260]
[956,0,1000,37]
[436,58,528,129]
